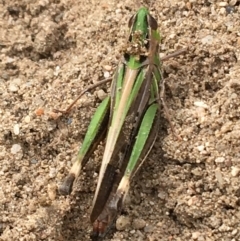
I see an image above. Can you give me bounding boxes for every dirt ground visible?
[1,0,240,240]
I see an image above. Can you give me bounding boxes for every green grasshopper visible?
[58,7,181,240]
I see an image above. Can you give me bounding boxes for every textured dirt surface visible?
[1,0,240,240]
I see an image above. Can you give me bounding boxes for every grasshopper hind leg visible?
[58,97,111,195]
[90,192,123,240]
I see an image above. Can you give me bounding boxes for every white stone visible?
[231,167,240,177]
[13,124,20,135]
[11,144,22,154]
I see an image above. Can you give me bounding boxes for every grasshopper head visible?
[125,7,160,65]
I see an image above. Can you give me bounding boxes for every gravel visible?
[1,0,240,240]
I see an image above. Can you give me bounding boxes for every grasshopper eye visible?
[148,14,158,30]
[128,14,135,28]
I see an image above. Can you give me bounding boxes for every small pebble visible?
[144,224,154,233]
[49,168,57,178]
[30,159,38,164]
[103,71,110,78]
[188,197,194,206]
[197,145,204,152]
[9,83,19,92]
[47,183,57,200]
[194,101,208,109]
[215,168,224,186]
[201,35,214,45]
[54,65,60,76]
[219,7,226,15]
[191,168,202,176]
[192,231,200,239]
[158,191,167,200]
[6,57,15,63]
[49,111,60,120]
[218,2,228,7]
[1,73,9,80]
[229,0,237,6]
[132,218,146,230]
[103,65,112,71]
[35,108,44,116]
[38,195,50,207]
[13,124,20,135]
[13,78,22,85]
[220,121,233,133]
[225,6,234,14]
[24,115,31,123]
[215,157,225,163]
[11,144,22,154]
[116,216,131,231]
[115,9,122,14]
[28,200,37,212]
[231,166,240,177]
[67,118,72,125]
[97,89,107,100]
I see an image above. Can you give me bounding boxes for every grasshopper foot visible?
[58,173,75,195]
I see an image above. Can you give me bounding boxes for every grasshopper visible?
[58,7,181,240]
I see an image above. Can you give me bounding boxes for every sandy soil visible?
[1,0,240,240]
